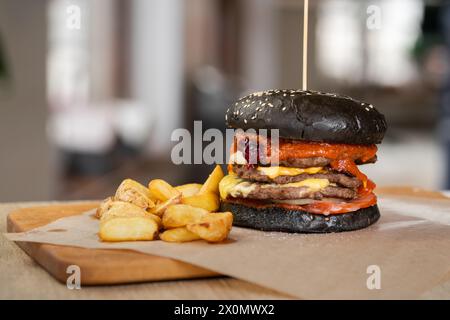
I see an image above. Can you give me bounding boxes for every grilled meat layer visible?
[233,165,361,189]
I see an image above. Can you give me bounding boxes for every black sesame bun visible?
[225,90,387,145]
[221,201,380,233]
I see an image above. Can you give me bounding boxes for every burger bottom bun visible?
[220,201,380,233]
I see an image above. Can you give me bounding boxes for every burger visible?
[219,90,387,233]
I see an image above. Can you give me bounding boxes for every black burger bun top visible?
[225,89,387,145]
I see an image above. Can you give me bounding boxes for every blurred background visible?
[0,0,449,201]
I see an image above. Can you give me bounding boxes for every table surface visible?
[1,201,450,300]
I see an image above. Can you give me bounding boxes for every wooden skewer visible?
[302,0,309,90]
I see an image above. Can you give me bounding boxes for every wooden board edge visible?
[6,205,221,285]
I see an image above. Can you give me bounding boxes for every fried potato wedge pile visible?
[97,165,232,243]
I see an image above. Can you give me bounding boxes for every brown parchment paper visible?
[5,194,450,299]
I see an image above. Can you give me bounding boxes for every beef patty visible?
[233,165,361,189]
[243,185,357,200]
[230,155,376,168]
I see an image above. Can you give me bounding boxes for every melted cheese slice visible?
[269,178,329,191]
[219,174,256,199]
[219,174,329,199]
[257,166,324,179]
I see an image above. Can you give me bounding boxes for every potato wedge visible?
[198,165,224,195]
[187,212,233,243]
[99,201,162,228]
[162,204,208,229]
[181,192,220,212]
[96,196,115,219]
[146,214,162,229]
[159,227,201,243]
[100,201,146,220]
[148,179,181,202]
[148,194,182,216]
[175,183,202,197]
[115,179,155,209]
[99,216,158,242]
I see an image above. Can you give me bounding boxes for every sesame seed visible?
[244,119,248,124]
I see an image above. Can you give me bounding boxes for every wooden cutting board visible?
[6,203,219,285]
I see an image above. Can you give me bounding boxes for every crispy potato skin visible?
[148,194,182,216]
[115,179,155,210]
[148,179,181,202]
[99,217,159,242]
[146,214,163,229]
[181,192,220,212]
[199,165,224,195]
[162,204,208,229]
[100,201,146,220]
[96,197,115,219]
[175,183,202,197]
[97,199,162,228]
[187,212,233,243]
[159,227,201,243]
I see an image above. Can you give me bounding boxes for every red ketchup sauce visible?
[228,133,378,215]
[231,133,378,164]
